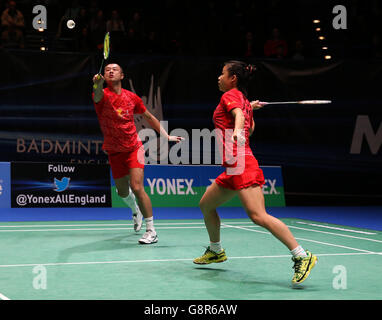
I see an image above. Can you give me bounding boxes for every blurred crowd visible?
[1,0,381,59]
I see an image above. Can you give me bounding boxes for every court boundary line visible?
[221,223,378,254]
[0,251,380,269]
[0,220,380,245]
[0,226,249,232]
[0,218,378,233]
[285,225,382,244]
[0,222,208,228]
[295,221,376,235]
[0,293,10,300]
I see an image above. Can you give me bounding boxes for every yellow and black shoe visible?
[193,246,227,265]
[292,250,317,285]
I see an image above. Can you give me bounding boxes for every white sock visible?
[120,188,139,214]
[145,217,155,232]
[210,241,222,253]
[291,245,307,258]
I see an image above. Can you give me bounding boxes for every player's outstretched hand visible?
[168,136,185,143]
[92,74,104,89]
[232,129,246,146]
[250,100,265,110]
[93,74,105,84]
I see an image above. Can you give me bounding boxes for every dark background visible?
[0,0,381,206]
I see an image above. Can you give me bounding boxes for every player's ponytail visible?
[224,60,256,97]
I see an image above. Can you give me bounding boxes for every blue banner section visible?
[0,162,11,208]
[143,165,224,188]
[11,162,111,208]
[111,165,283,188]
[111,164,285,207]
[143,164,284,188]
[147,165,207,186]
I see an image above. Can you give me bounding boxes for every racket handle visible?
[259,101,268,106]
[98,60,104,75]
[93,74,103,90]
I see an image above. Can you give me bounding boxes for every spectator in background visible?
[144,30,162,54]
[204,0,222,56]
[1,0,25,48]
[127,11,145,40]
[168,30,185,55]
[292,40,305,60]
[106,9,126,51]
[89,9,106,50]
[77,26,92,52]
[370,32,382,58]
[125,27,140,53]
[62,0,81,21]
[231,0,245,34]
[264,27,288,58]
[88,0,99,19]
[72,7,90,50]
[76,7,89,32]
[242,31,261,57]
[106,9,126,34]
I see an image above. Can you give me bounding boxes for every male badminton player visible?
[92,63,183,244]
[193,60,317,284]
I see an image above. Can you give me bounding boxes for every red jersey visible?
[92,87,146,153]
[213,88,254,166]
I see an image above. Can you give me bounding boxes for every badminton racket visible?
[258,100,332,106]
[98,32,110,74]
[93,32,110,89]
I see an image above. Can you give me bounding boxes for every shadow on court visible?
[56,233,140,263]
[192,265,319,298]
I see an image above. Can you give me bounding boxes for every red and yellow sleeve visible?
[133,94,147,114]
[221,91,242,113]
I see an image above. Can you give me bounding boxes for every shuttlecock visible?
[66,19,75,29]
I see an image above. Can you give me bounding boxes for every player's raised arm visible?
[142,110,184,143]
[92,74,104,103]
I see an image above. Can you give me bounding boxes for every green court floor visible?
[0,218,381,300]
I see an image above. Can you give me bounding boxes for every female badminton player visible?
[193,60,317,284]
[92,63,183,244]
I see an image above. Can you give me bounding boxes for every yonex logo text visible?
[147,178,195,195]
